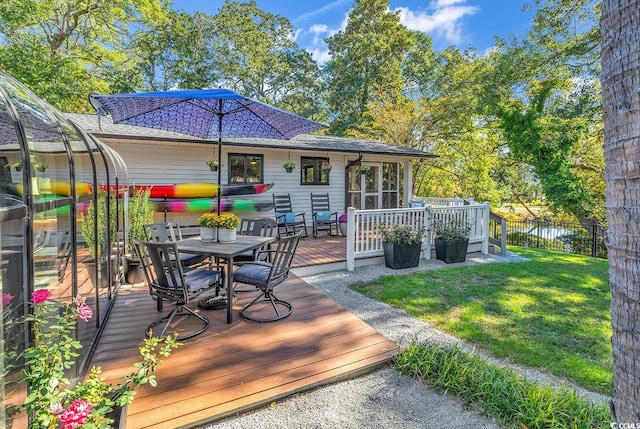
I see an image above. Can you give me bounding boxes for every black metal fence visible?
[503,219,607,259]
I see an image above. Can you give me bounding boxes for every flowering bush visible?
[214,212,240,230]
[321,161,332,170]
[429,218,471,241]
[378,223,424,245]
[198,213,219,228]
[338,213,347,223]
[19,289,181,428]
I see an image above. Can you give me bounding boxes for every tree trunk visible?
[601,1,640,422]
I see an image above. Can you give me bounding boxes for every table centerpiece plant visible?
[18,289,181,429]
[214,213,240,243]
[378,223,424,269]
[198,213,219,242]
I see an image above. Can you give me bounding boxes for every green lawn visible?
[352,246,612,395]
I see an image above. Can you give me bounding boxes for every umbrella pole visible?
[216,106,223,219]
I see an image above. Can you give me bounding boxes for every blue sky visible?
[171,0,534,62]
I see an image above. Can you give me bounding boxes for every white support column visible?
[403,160,413,207]
[482,202,490,254]
[346,207,356,271]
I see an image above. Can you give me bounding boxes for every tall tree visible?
[600,0,640,422]
[210,0,323,119]
[482,0,604,227]
[324,0,412,135]
[0,0,168,111]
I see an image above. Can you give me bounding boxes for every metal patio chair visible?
[310,193,339,238]
[233,231,303,322]
[133,238,223,339]
[144,222,207,268]
[272,194,308,238]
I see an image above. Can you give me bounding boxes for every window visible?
[229,154,263,183]
[301,157,330,185]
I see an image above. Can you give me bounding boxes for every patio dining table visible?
[176,235,277,324]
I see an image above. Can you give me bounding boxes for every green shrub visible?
[395,341,611,429]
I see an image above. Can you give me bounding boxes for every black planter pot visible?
[124,257,146,284]
[435,238,469,263]
[106,404,127,428]
[84,259,109,288]
[383,242,421,269]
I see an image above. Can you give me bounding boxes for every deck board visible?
[89,273,397,428]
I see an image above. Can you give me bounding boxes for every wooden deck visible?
[91,255,397,428]
[291,231,346,268]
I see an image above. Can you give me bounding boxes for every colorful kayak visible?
[134,183,273,199]
[151,198,273,213]
[5,180,93,197]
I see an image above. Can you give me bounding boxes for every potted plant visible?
[80,196,118,287]
[283,161,295,173]
[379,223,424,269]
[18,289,181,429]
[214,212,240,243]
[430,218,471,263]
[338,213,348,236]
[124,188,154,283]
[321,161,332,171]
[198,213,218,242]
[33,162,47,172]
[206,159,221,172]
[12,161,22,171]
[357,165,370,175]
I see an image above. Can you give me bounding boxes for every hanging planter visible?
[12,162,22,171]
[34,163,47,172]
[207,160,221,172]
[358,165,370,175]
[283,162,295,173]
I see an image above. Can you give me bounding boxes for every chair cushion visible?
[276,212,297,223]
[179,252,207,267]
[184,269,222,293]
[233,263,271,288]
[315,211,333,221]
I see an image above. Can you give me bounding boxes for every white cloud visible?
[431,0,467,7]
[395,2,479,45]
[294,0,351,23]
[300,11,348,64]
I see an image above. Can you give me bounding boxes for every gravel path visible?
[203,252,609,428]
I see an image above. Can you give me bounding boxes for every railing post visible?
[481,202,489,254]
[592,224,598,258]
[500,217,507,255]
[346,207,355,271]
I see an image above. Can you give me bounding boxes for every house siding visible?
[101,138,359,226]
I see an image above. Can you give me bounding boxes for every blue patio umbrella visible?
[89,89,326,216]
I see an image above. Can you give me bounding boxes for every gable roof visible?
[66,113,436,158]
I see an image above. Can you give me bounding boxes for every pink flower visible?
[77,304,93,323]
[2,293,13,308]
[49,403,64,415]
[72,295,86,307]
[31,289,52,304]
[57,399,92,429]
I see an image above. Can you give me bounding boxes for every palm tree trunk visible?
[601,0,640,422]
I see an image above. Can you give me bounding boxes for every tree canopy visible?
[0,0,606,223]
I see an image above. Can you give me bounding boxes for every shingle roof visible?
[65,113,436,158]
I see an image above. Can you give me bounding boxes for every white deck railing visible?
[345,202,490,271]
